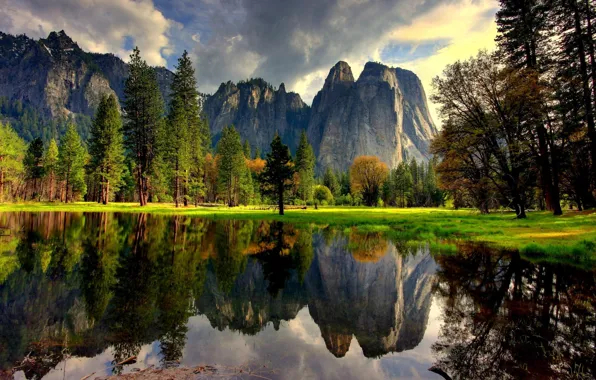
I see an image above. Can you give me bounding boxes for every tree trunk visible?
[0,167,4,203]
[550,148,563,215]
[103,180,109,205]
[137,165,145,206]
[278,183,284,215]
[573,1,596,183]
[49,172,54,201]
[64,169,70,204]
[585,0,596,113]
[175,161,179,208]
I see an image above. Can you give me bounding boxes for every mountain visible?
[307,61,437,171]
[203,79,310,153]
[206,61,437,170]
[1,30,436,170]
[0,30,173,139]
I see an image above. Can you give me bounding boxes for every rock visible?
[203,79,310,154]
[307,61,438,172]
[0,30,173,120]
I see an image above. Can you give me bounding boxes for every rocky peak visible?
[324,61,354,90]
[42,30,80,53]
[357,61,398,88]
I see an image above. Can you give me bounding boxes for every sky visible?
[0,0,499,126]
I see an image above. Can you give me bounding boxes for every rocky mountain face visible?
[305,234,437,358]
[203,79,310,153]
[0,30,173,119]
[307,61,437,171]
[205,61,437,170]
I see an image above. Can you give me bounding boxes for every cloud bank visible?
[0,0,499,125]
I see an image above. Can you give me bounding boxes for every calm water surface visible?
[0,212,594,379]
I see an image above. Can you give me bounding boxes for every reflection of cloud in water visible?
[19,343,163,380]
[179,304,441,380]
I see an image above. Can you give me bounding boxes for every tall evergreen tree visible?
[123,47,165,206]
[23,137,44,200]
[88,94,126,205]
[58,124,87,203]
[43,139,59,201]
[217,126,250,206]
[394,162,413,208]
[323,167,340,197]
[260,134,295,215]
[243,140,252,159]
[166,51,207,206]
[295,131,315,202]
[0,121,25,202]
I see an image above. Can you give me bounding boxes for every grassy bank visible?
[1,202,595,262]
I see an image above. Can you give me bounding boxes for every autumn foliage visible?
[350,156,389,206]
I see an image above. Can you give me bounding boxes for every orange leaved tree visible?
[350,156,389,206]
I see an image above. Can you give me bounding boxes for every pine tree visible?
[166,92,191,207]
[0,121,25,202]
[58,124,87,203]
[295,131,315,201]
[88,94,126,205]
[496,0,563,215]
[260,134,295,215]
[254,147,261,159]
[24,137,45,200]
[243,140,252,158]
[394,161,413,208]
[167,51,207,206]
[43,139,59,201]
[323,167,340,197]
[217,126,250,206]
[123,47,165,206]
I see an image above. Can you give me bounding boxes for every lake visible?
[0,212,594,379]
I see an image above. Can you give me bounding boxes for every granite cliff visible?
[203,79,310,153]
[0,30,173,119]
[205,61,437,170]
[307,61,437,171]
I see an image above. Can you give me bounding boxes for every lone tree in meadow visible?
[350,156,389,206]
[260,134,294,215]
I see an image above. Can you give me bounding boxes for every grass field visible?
[1,202,595,264]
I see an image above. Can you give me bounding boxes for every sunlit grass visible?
[1,202,595,260]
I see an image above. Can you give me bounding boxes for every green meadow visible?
[2,203,595,264]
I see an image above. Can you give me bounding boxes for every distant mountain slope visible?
[203,79,310,153]
[0,30,173,140]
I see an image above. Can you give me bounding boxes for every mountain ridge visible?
[0,30,437,171]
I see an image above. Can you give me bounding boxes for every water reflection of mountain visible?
[305,234,436,357]
[0,213,438,377]
[5,213,594,379]
[196,258,306,334]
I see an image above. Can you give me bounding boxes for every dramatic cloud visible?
[0,0,172,66]
[0,0,499,125]
[166,0,450,98]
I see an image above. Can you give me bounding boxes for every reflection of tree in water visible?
[155,216,194,367]
[107,214,159,375]
[347,230,388,263]
[212,220,251,294]
[80,213,120,324]
[432,244,596,380]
